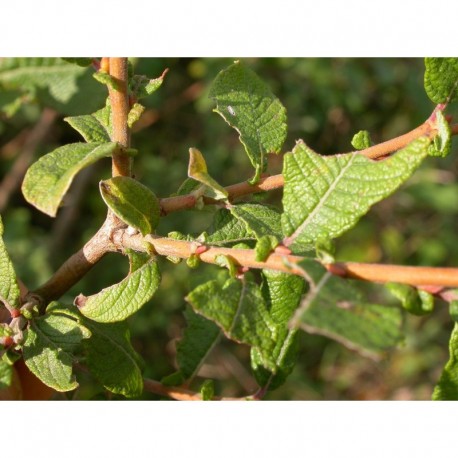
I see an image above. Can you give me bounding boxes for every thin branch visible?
[160,174,285,215]
[0,108,58,212]
[143,378,244,401]
[159,121,458,215]
[116,231,458,288]
[108,57,131,177]
[32,216,120,304]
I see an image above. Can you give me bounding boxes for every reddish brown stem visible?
[159,121,458,215]
[108,57,131,177]
[116,232,458,288]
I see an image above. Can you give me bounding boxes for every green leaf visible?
[0,58,105,115]
[351,130,372,150]
[255,235,279,262]
[209,61,287,183]
[93,71,120,90]
[230,203,283,239]
[205,209,256,246]
[83,320,144,398]
[387,283,434,316]
[22,142,117,217]
[0,360,13,390]
[64,103,112,142]
[78,257,161,322]
[282,138,431,252]
[130,69,167,100]
[176,307,221,381]
[23,314,91,392]
[0,58,87,102]
[429,110,452,157]
[127,102,146,128]
[188,148,228,200]
[47,303,143,398]
[291,259,404,357]
[100,177,160,236]
[186,277,278,370]
[433,323,458,400]
[424,58,458,103]
[200,380,215,401]
[251,270,306,391]
[0,216,21,310]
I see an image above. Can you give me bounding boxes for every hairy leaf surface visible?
[433,323,458,400]
[251,271,306,391]
[291,259,404,357]
[0,58,105,114]
[176,307,221,381]
[0,216,20,310]
[23,314,91,392]
[78,257,160,322]
[209,61,287,182]
[22,142,117,217]
[424,58,458,103]
[186,277,278,370]
[83,320,144,398]
[282,138,430,251]
[0,360,13,390]
[48,303,143,398]
[64,103,112,142]
[100,177,160,235]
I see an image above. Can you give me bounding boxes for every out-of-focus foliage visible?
[1,58,457,399]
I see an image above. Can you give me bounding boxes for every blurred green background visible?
[1,58,457,400]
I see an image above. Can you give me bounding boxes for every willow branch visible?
[159,120,458,215]
[143,378,243,401]
[108,57,131,177]
[32,217,119,304]
[116,231,458,288]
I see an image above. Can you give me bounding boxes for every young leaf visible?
[22,314,91,392]
[209,61,287,183]
[291,259,404,358]
[22,142,117,217]
[433,323,458,400]
[0,216,21,310]
[428,110,452,157]
[129,69,168,100]
[351,130,372,150]
[200,380,215,401]
[188,148,228,200]
[83,320,144,398]
[424,58,458,104]
[176,307,221,381]
[255,235,279,262]
[387,283,434,316]
[282,137,431,252]
[127,102,146,128]
[251,270,306,391]
[186,277,278,370]
[78,257,161,323]
[100,177,160,236]
[64,103,112,142]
